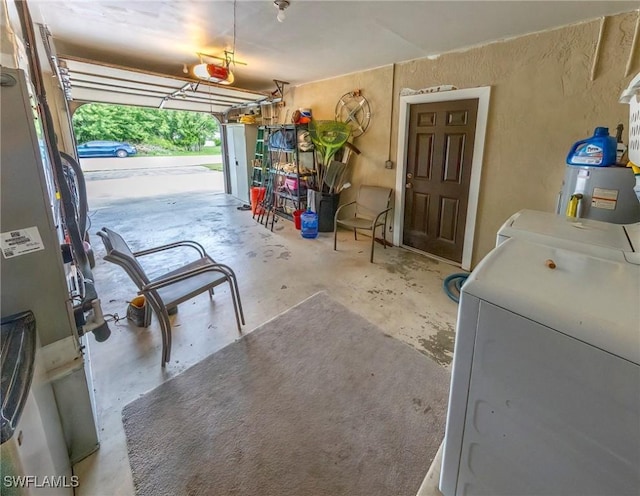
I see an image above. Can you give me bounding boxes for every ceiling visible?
[30,1,639,94]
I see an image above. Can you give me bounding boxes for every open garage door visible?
[57,55,268,113]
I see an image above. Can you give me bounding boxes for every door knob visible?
[407,173,413,179]
[405,183,413,189]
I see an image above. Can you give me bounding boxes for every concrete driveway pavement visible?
[80,154,222,172]
[83,155,225,208]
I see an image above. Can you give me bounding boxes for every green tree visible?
[72,104,219,151]
[163,111,218,151]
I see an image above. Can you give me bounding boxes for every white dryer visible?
[440,232,640,495]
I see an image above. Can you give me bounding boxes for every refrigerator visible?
[440,210,640,495]
[1,67,99,487]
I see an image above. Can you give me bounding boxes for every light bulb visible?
[193,63,210,80]
[277,9,286,22]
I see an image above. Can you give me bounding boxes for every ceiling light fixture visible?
[274,0,290,23]
[193,59,235,85]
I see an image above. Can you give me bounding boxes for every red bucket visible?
[293,209,304,230]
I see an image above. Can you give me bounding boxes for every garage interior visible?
[1,1,639,496]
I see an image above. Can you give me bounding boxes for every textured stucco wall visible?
[282,65,395,206]
[286,10,639,267]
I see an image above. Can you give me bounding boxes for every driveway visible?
[80,154,222,172]
[83,155,225,207]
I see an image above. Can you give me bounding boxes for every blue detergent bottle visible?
[566,127,617,167]
[300,208,318,239]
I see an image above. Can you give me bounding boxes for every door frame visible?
[394,87,491,270]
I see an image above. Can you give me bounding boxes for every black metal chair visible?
[97,227,244,366]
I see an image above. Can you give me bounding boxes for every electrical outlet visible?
[385,160,393,169]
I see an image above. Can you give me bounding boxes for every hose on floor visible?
[443,273,470,303]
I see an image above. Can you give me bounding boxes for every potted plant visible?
[307,120,353,232]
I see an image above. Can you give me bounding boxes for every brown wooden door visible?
[403,99,478,263]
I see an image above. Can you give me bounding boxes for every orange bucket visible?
[250,186,266,214]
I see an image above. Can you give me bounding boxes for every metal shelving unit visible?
[256,124,315,230]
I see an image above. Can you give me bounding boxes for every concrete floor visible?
[75,166,457,495]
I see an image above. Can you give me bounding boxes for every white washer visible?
[497,209,639,264]
[440,236,640,495]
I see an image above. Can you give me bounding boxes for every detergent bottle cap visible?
[594,126,610,137]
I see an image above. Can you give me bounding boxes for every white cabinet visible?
[226,124,257,204]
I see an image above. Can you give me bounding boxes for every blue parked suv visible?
[77,140,137,158]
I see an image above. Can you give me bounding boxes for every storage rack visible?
[255,124,315,230]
